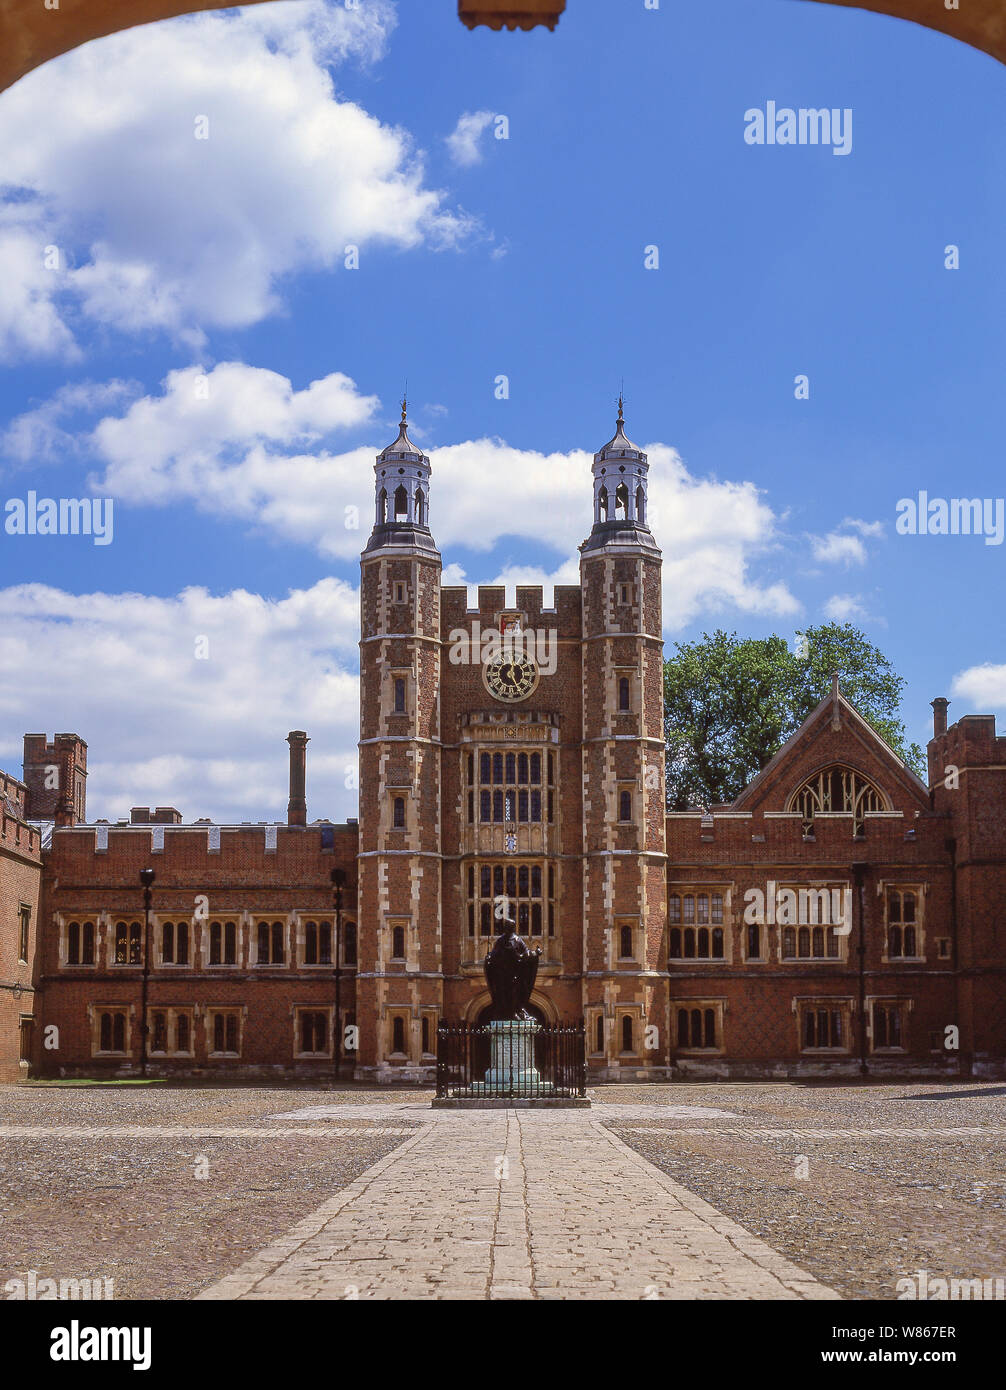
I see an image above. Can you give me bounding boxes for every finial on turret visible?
[617,383,624,425]
[401,393,408,427]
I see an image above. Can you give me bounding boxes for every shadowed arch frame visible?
[1,1,1004,99]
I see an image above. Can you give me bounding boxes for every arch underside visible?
[0,1,1003,97]
[464,987,557,1025]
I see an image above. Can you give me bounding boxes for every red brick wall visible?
[35,822,357,1077]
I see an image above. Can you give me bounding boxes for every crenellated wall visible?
[35,822,358,1078]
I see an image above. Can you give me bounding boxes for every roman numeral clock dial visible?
[482,653,540,702]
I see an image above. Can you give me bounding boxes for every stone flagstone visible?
[198,1110,839,1301]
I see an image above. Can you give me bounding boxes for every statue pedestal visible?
[475,1019,554,1096]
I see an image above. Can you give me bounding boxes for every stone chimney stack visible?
[286,731,309,827]
[932,697,950,739]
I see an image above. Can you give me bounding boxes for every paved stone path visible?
[0,1126,416,1138]
[198,1110,839,1301]
[623,1125,1006,1139]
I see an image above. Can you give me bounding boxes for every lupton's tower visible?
[579,400,668,1076]
[356,401,443,1079]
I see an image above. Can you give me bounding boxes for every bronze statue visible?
[484,912,541,1021]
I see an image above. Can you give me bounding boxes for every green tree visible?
[663,623,924,811]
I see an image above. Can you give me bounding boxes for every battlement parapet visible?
[45,821,360,883]
[0,809,41,860]
[930,714,1006,770]
[441,584,582,635]
[666,807,950,864]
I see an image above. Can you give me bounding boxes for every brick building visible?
[4,405,1006,1082]
[0,768,42,1082]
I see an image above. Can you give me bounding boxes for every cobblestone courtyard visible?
[1,1082,1003,1300]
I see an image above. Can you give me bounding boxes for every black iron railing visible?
[436,1019,586,1099]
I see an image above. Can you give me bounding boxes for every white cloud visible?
[823,593,868,622]
[88,362,379,506]
[43,368,799,629]
[2,379,139,467]
[844,517,885,539]
[446,110,495,166]
[0,0,474,356]
[810,517,884,567]
[0,578,361,824]
[811,531,867,566]
[0,211,80,360]
[951,663,1006,709]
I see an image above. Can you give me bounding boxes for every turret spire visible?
[581,403,659,555]
[364,391,437,555]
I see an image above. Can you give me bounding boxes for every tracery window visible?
[474,750,546,823]
[668,893,725,959]
[467,862,554,939]
[788,765,886,837]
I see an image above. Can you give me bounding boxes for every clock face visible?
[483,654,539,703]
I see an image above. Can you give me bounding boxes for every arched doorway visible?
[465,994,554,1080]
[474,1001,547,1027]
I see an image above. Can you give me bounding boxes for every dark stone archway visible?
[1,1,1004,99]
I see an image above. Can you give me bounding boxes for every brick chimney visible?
[286,731,309,827]
[53,750,75,822]
[23,732,87,822]
[931,697,950,739]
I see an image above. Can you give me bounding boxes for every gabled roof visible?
[731,686,930,812]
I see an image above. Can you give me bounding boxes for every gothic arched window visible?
[393,485,408,522]
[787,764,887,837]
[636,484,645,523]
[416,489,426,526]
[598,485,609,522]
[377,488,387,524]
[615,482,629,520]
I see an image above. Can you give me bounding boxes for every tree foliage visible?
[663,623,925,811]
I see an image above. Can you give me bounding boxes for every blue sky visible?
[0,0,1004,822]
